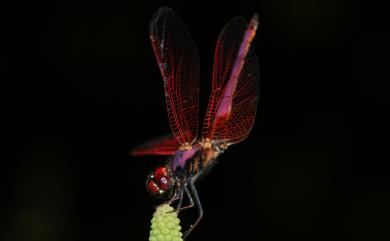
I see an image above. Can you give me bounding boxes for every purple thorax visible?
[172,145,201,171]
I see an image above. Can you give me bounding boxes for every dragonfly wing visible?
[150,7,199,146]
[202,15,260,145]
[129,134,178,156]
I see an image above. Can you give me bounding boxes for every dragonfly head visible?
[146,166,175,199]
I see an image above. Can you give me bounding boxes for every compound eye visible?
[147,180,160,194]
[158,175,172,191]
[153,167,173,191]
[154,167,168,180]
[146,166,175,199]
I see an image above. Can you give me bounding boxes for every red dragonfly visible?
[131,7,259,238]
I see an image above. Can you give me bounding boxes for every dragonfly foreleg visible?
[182,181,203,239]
[167,185,183,206]
[171,185,194,212]
[168,185,195,214]
[175,186,185,209]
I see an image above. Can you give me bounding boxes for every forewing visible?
[129,134,178,156]
[203,15,259,144]
[150,7,199,146]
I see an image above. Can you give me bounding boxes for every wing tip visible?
[252,13,259,22]
[150,7,173,32]
[250,13,260,30]
[156,6,173,15]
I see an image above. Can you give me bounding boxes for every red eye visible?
[158,176,172,191]
[154,167,168,179]
[147,180,159,194]
[154,167,173,191]
[146,166,175,199]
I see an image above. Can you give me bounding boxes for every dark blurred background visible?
[2,0,389,240]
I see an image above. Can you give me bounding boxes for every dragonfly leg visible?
[175,186,185,209]
[155,186,182,209]
[168,185,183,205]
[168,185,195,214]
[170,185,194,213]
[182,181,203,239]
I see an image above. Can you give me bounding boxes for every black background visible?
[2,0,389,241]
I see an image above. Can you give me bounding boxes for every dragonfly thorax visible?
[199,138,212,149]
[171,143,222,180]
[179,142,192,151]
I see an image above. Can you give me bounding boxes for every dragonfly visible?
[131,7,260,238]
